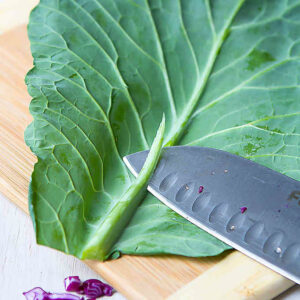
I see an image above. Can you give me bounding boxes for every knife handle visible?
[168,251,294,300]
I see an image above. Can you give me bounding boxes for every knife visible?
[123,146,300,284]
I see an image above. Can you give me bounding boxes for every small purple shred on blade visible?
[240,206,247,214]
[198,186,204,193]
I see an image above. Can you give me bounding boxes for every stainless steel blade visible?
[124,146,300,284]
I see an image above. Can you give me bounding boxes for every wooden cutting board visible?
[0,25,294,300]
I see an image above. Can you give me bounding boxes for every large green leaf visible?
[26,0,300,260]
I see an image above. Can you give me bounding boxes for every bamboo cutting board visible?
[0,25,294,300]
[0,24,224,298]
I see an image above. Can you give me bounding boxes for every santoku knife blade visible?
[124,146,300,284]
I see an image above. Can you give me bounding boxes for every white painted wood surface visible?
[0,193,126,300]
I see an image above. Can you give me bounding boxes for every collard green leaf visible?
[26,0,300,259]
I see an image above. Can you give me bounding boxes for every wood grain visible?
[0,25,225,300]
[168,251,294,300]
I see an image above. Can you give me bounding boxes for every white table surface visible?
[0,193,125,300]
[1,193,299,300]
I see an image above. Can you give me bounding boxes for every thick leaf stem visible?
[81,116,165,260]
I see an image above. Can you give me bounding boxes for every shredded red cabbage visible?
[64,276,83,293]
[47,293,83,300]
[83,281,103,298]
[240,206,247,214]
[198,186,204,193]
[82,279,113,298]
[25,277,113,299]
[63,276,113,298]
[23,287,48,300]
[23,287,83,300]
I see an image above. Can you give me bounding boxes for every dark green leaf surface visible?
[26,0,300,259]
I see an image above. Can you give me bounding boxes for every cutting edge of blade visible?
[123,155,139,177]
[123,154,299,284]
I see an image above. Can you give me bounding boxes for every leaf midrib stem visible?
[165,0,245,147]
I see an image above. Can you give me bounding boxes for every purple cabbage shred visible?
[23,287,47,300]
[83,279,113,298]
[47,293,83,300]
[198,186,204,193]
[64,276,83,293]
[240,206,247,214]
[24,277,113,300]
[23,287,83,300]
